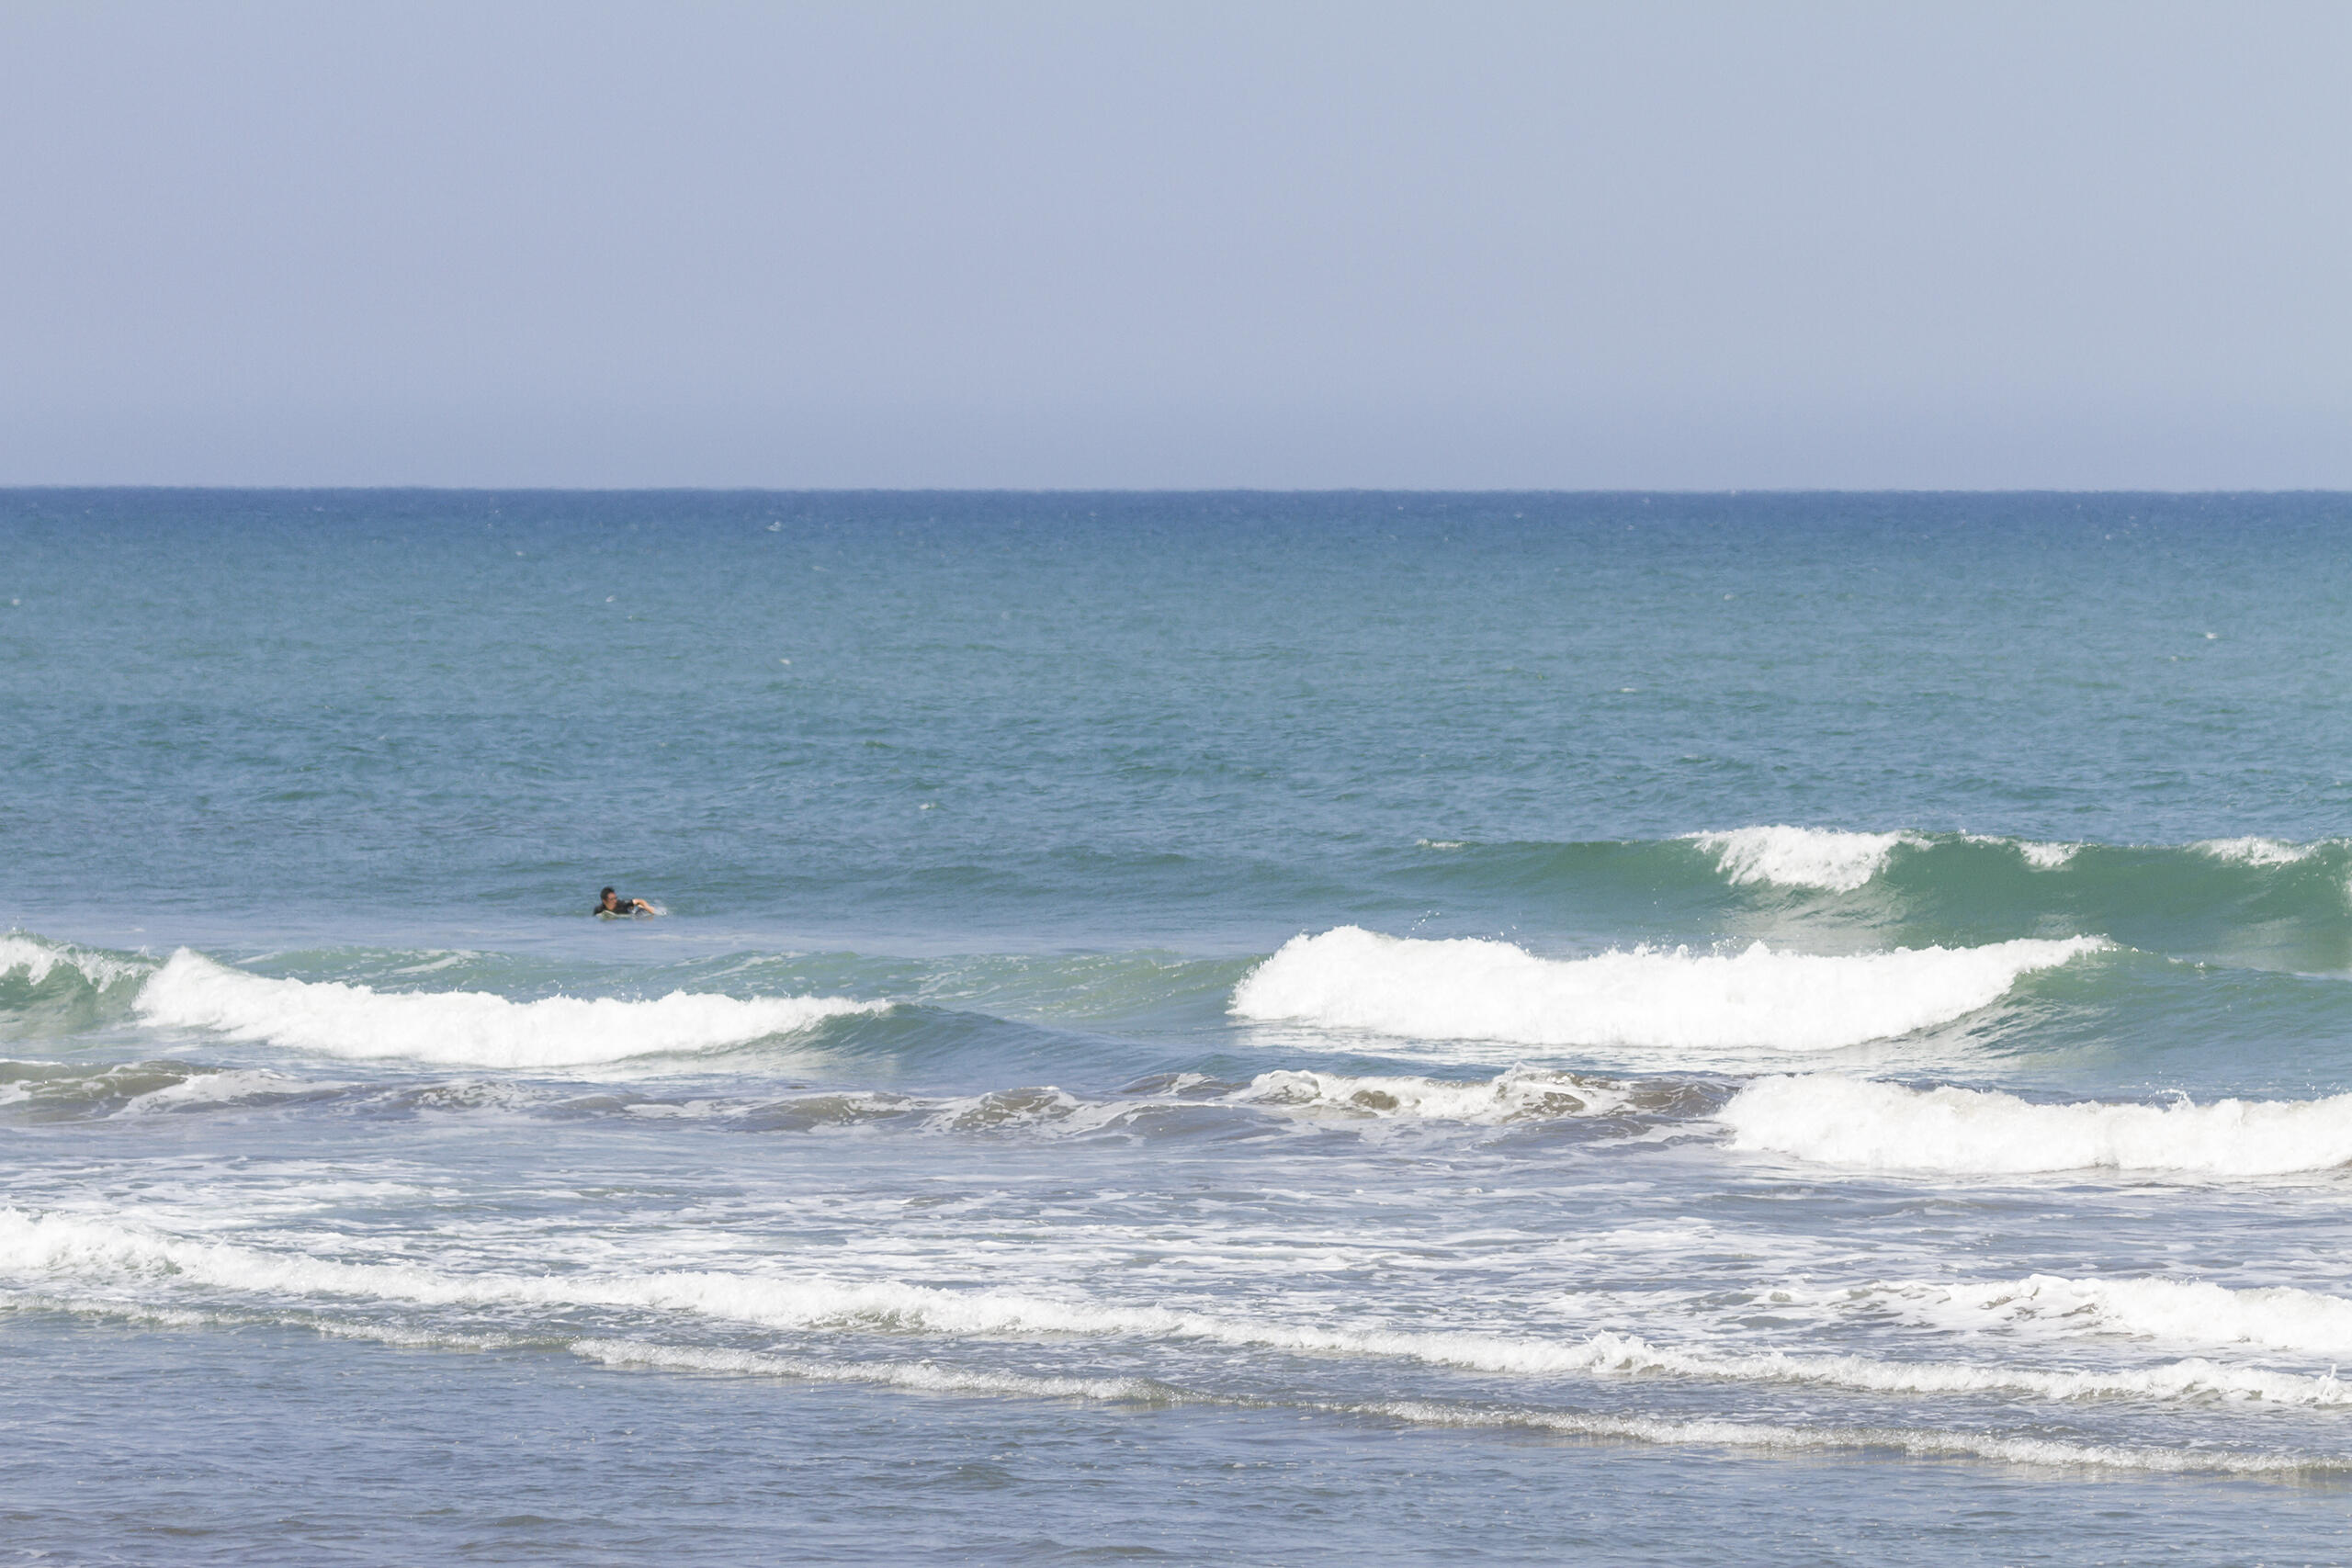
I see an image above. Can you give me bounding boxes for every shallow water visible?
[5,491,2352,1563]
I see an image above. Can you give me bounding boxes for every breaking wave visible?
[1673,826,2348,897]
[0,932,152,1038]
[1373,835,2352,974]
[1722,1075,2352,1176]
[2194,837,2324,867]
[0,933,149,990]
[1231,927,2104,1054]
[132,950,882,1067]
[1687,826,1927,891]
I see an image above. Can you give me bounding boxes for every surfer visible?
[595,887,654,917]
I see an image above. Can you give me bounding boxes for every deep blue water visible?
[4,491,2351,1564]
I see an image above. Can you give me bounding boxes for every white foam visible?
[1231,928,2102,1054]
[120,1068,317,1113]
[0,933,148,988]
[2194,836,2324,866]
[1686,826,1925,891]
[1939,1273,2352,1359]
[571,1320,2348,1408]
[133,950,881,1067]
[19,1281,2311,1475]
[388,953,474,976]
[569,1344,2338,1468]
[1229,1067,1636,1122]
[571,1338,1172,1404]
[919,1086,1140,1136]
[17,1207,2343,1416]
[865,1073,1637,1134]
[571,1338,2331,1472]
[1722,1075,2352,1176]
[1960,834,2082,869]
[1347,1401,2324,1474]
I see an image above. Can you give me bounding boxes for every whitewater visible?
[132,949,880,1067]
[6,491,2352,1566]
[1229,926,2106,1057]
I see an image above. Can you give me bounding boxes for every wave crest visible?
[2193,837,2328,867]
[1231,928,2103,1054]
[1687,826,1926,891]
[0,933,150,989]
[133,950,881,1067]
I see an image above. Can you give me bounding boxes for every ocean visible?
[4,490,2350,1564]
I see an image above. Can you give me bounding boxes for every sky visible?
[1,1,2346,489]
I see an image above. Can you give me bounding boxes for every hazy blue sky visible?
[3,2,2346,488]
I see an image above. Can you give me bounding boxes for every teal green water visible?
[4,491,2351,1564]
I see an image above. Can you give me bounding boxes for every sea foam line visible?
[1231,928,2103,1054]
[1347,1401,2328,1474]
[6,1209,2345,1409]
[9,1291,2312,1478]
[0,1060,1661,1132]
[571,1337,1176,1404]
[132,950,881,1067]
[1723,1075,2352,1176]
[573,1341,2335,1474]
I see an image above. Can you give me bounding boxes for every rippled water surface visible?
[5,491,2352,1564]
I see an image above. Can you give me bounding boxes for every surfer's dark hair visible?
[600,887,616,897]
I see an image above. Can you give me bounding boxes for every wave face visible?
[0,933,150,1039]
[1722,1075,2352,1176]
[0,933,147,990]
[130,951,880,1067]
[1230,927,2103,1054]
